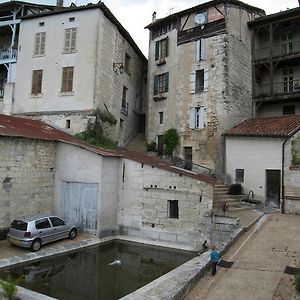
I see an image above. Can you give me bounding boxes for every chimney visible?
[152,11,157,23]
[56,0,63,7]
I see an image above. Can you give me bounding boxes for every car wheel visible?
[31,239,42,252]
[69,228,77,240]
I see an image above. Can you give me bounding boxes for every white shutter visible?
[189,72,196,94]
[199,107,205,129]
[195,40,200,61]
[200,39,206,60]
[204,69,208,91]
[189,107,196,129]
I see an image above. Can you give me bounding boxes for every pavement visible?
[184,212,300,300]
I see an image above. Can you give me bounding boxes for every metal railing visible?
[121,102,129,115]
[0,48,18,61]
[254,79,300,98]
[254,40,300,60]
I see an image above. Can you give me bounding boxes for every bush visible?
[163,128,179,156]
[228,183,243,195]
[147,141,157,152]
[296,272,300,293]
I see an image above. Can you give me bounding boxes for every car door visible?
[35,218,53,244]
[49,217,69,240]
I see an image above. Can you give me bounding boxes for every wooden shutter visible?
[200,39,206,60]
[31,70,43,94]
[189,72,196,94]
[34,33,40,55]
[165,37,169,57]
[189,107,196,129]
[164,72,169,92]
[155,41,159,60]
[204,69,209,91]
[40,32,46,55]
[153,75,159,95]
[64,29,71,51]
[195,40,200,61]
[70,28,77,51]
[64,28,76,52]
[61,67,74,92]
[199,107,205,129]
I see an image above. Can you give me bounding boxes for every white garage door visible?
[60,182,98,233]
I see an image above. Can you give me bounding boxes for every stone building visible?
[249,7,300,117]
[0,1,55,115]
[145,0,264,177]
[7,2,147,147]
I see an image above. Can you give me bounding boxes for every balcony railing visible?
[254,79,300,98]
[254,40,300,61]
[121,102,129,115]
[0,49,18,61]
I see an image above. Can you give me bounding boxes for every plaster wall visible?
[118,159,213,249]
[257,102,300,117]
[0,137,55,228]
[225,136,283,202]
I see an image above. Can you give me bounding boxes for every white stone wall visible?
[0,137,55,228]
[257,102,300,118]
[225,136,283,202]
[118,158,214,249]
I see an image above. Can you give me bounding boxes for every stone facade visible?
[146,2,263,177]
[0,137,55,230]
[118,159,213,249]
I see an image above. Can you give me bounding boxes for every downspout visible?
[281,138,288,214]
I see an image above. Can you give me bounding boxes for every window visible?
[61,66,74,92]
[184,147,193,170]
[283,68,294,93]
[31,70,43,95]
[159,111,164,124]
[155,37,168,61]
[189,106,205,129]
[124,53,130,74]
[281,32,293,55]
[66,119,71,128]
[190,69,208,93]
[235,169,244,183]
[154,72,169,95]
[195,39,206,61]
[34,32,46,56]
[35,218,51,229]
[283,105,295,115]
[39,22,44,27]
[69,17,75,22]
[49,217,65,227]
[168,200,179,219]
[121,86,128,115]
[63,28,77,53]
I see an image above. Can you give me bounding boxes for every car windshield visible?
[10,220,27,231]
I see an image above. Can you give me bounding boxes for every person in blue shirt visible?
[210,244,220,276]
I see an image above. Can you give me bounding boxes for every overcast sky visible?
[6,0,299,56]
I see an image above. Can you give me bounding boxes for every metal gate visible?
[60,182,98,233]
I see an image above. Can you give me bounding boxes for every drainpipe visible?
[281,138,288,214]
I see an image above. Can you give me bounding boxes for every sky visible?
[5,0,299,56]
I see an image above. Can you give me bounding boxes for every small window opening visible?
[168,200,179,219]
[69,17,75,22]
[235,169,244,183]
[66,119,71,129]
[39,22,44,27]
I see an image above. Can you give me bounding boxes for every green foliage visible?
[147,141,157,152]
[296,272,300,293]
[74,108,117,150]
[0,275,24,300]
[163,128,179,156]
[291,137,300,165]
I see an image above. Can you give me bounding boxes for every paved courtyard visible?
[185,213,300,300]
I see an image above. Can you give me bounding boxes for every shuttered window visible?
[154,72,169,95]
[34,32,46,55]
[31,70,43,94]
[195,38,206,61]
[190,69,208,93]
[63,28,77,53]
[189,106,205,129]
[61,67,74,92]
[155,37,169,60]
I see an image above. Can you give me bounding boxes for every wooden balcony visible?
[254,79,300,101]
[0,49,17,63]
[253,40,300,62]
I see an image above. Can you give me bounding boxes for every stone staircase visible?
[127,133,147,153]
[213,183,254,212]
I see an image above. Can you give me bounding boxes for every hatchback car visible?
[7,213,78,251]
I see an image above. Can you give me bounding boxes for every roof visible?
[0,114,119,157]
[146,0,264,30]
[0,114,214,184]
[0,1,55,11]
[248,6,300,28]
[21,2,147,63]
[225,115,300,138]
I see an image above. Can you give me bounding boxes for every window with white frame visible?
[190,69,208,93]
[63,28,77,53]
[154,72,169,95]
[155,37,168,61]
[61,66,74,92]
[189,106,205,129]
[31,69,43,94]
[34,32,46,56]
[195,38,206,61]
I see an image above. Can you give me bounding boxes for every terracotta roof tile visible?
[225,115,300,138]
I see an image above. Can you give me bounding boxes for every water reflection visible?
[0,241,196,300]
